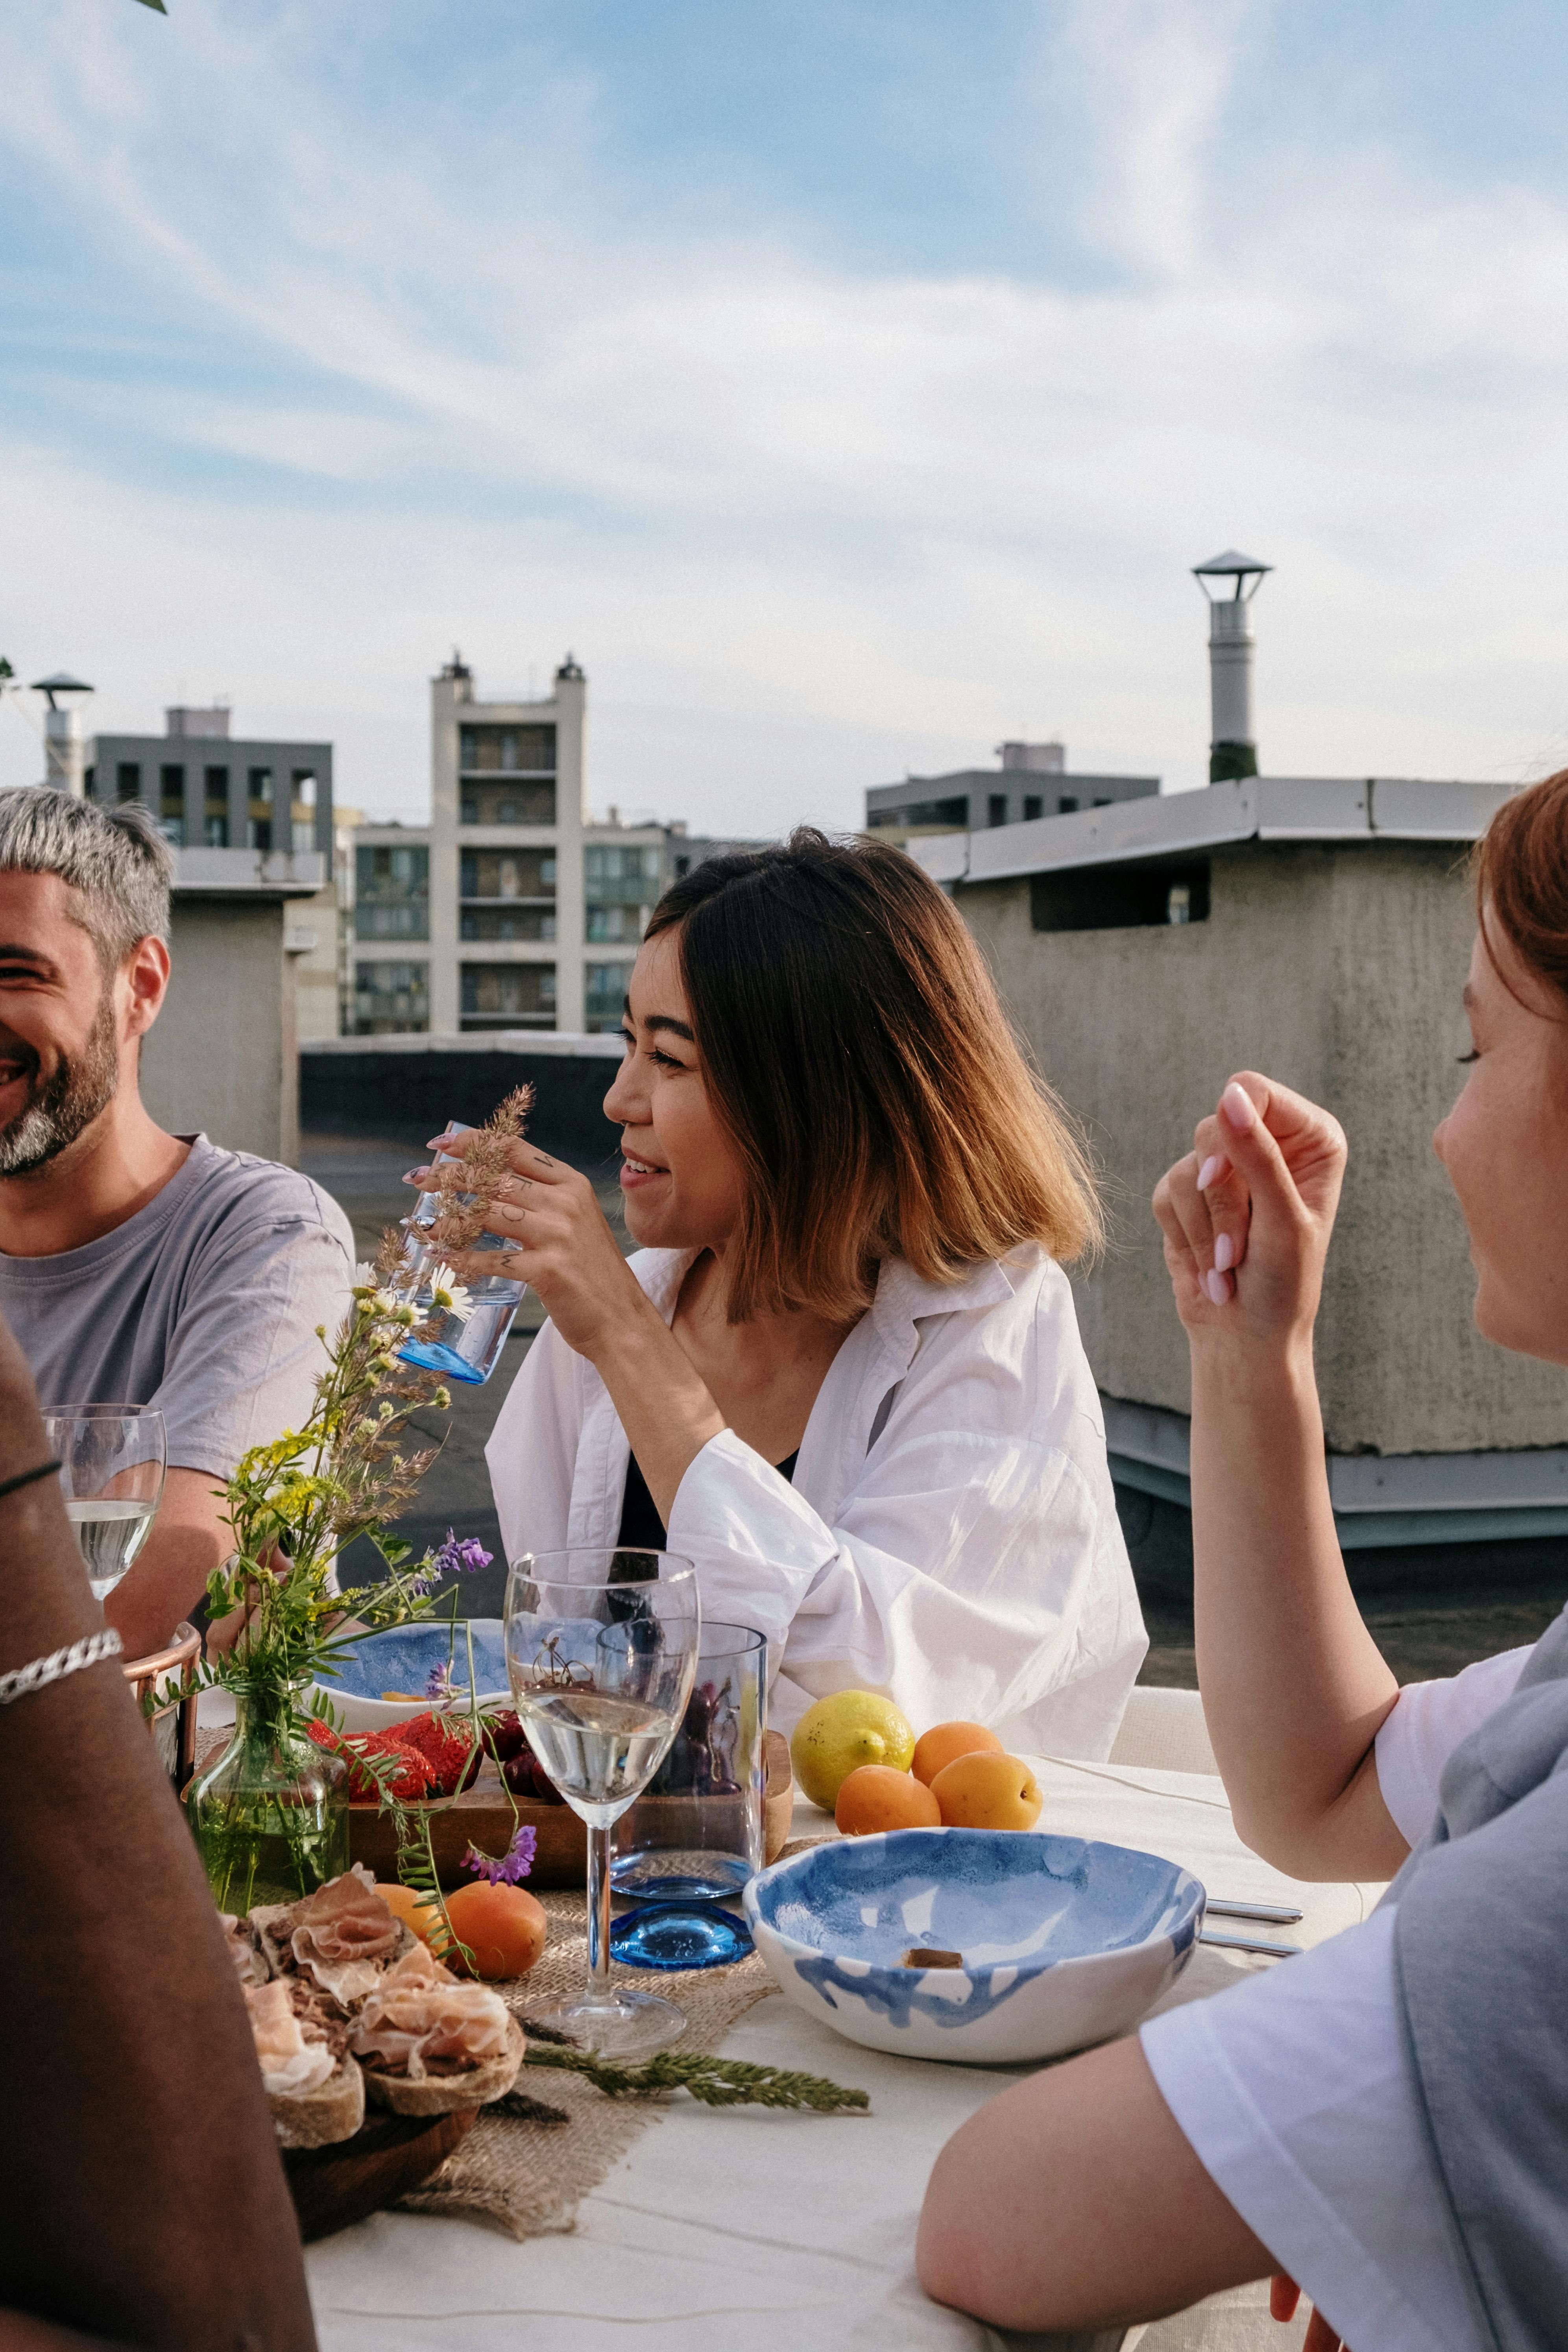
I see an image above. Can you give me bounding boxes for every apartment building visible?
[87,704,342,1043]
[345,655,766,1037]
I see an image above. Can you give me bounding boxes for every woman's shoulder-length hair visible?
[645,828,1101,1323]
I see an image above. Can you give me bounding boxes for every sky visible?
[7,0,1568,829]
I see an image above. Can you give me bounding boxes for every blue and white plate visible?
[307,1621,509,1733]
[743,1827,1204,2064]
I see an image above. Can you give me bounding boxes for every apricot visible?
[930,1750,1043,1831]
[911,1720,1004,1787]
[834,1764,941,1837]
[375,1881,445,1946]
[440,1881,549,1981]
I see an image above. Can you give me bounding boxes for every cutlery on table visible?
[1200,1928,1302,1958]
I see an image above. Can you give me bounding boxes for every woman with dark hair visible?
[427,830,1146,1753]
[917,771,1568,2346]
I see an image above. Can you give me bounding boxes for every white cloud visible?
[4,0,1568,834]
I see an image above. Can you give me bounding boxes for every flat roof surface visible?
[909,775,1519,885]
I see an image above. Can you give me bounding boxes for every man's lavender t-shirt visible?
[0,1134,355,1477]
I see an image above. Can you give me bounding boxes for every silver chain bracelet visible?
[0,1626,125,1707]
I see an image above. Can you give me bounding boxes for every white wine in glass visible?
[45,1405,167,1605]
[505,1547,699,2060]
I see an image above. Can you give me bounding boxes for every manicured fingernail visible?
[1213,1232,1235,1274]
[1197,1154,1224,1191]
[404,1166,430,1184]
[1220,1084,1256,1134]
[1204,1268,1231,1306]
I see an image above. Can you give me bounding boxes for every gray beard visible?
[0,993,120,1177]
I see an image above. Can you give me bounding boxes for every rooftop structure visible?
[912,772,1567,1551]
[865,742,1159,846]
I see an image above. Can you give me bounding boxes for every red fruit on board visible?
[307,1720,435,1803]
[399,1711,483,1796]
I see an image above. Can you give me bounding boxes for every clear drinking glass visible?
[397,1121,526,1385]
[504,1548,700,2058]
[609,1622,766,1969]
[44,1404,166,1604]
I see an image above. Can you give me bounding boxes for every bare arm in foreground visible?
[1152,1074,1407,1881]
[0,1322,316,2350]
[918,2036,1274,2328]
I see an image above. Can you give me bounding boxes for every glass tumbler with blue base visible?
[395,1122,525,1385]
[610,1623,767,1970]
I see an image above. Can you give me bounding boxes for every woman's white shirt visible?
[484,1242,1147,1755]
[1142,1658,1529,2351]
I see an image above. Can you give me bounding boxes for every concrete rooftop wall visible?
[142,898,297,1165]
[959,838,1568,1457]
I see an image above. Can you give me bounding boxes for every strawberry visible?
[398,1711,483,1797]
[308,1719,436,1803]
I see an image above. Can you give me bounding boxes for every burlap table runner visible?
[395,1885,787,2238]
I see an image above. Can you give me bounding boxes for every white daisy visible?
[427,1262,474,1320]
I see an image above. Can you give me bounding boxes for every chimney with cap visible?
[1192,551,1271,783]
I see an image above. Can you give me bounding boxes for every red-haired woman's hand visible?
[1271,2274,1351,2350]
[1152,1072,1347,1352]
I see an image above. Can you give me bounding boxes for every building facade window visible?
[460,908,556,942]
[459,849,556,902]
[291,769,318,855]
[353,960,429,1034]
[584,841,663,945]
[458,780,557,826]
[460,962,556,1031]
[988,794,1007,828]
[585,961,634,1033]
[247,767,273,851]
[458,724,556,773]
[355,843,430,941]
[866,795,969,831]
[1023,795,1043,822]
[204,764,230,848]
[116,762,141,804]
[159,763,186,847]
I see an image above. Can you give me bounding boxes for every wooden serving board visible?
[349,1729,795,1890]
[284,2107,475,2243]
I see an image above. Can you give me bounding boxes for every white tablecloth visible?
[305,1752,1384,2352]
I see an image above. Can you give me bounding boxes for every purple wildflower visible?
[431,1527,493,1580]
[463,1824,537,1885]
[425,1658,456,1701]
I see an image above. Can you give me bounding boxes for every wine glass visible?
[44,1404,167,1605]
[504,1547,700,2058]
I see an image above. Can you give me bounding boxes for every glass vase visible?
[188,1685,349,1913]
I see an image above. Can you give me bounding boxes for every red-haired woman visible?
[918,772,1568,2346]
[417,830,1146,1756]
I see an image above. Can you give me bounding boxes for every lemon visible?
[790,1690,916,1811]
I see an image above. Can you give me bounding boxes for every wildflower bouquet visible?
[190,1086,537,1911]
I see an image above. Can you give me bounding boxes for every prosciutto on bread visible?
[350,1946,524,2115]
[252,1865,414,2011]
[245,1979,366,2149]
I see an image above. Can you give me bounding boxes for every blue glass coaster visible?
[609,1903,754,1971]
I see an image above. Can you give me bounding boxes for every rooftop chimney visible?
[1192,551,1271,783]
[31,672,94,797]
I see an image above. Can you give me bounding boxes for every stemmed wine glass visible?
[504,1547,700,2059]
[44,1404,167,1605]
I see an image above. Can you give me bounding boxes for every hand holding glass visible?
[504,1549,699,2058]
[44,1404,166,1604]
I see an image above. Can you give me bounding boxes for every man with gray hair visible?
[0,787,355,1657]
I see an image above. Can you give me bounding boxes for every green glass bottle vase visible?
[189,1684,349,1913]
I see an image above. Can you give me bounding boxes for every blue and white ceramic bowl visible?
[307,1621,509,1733]
[743,1827,1205,2065]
